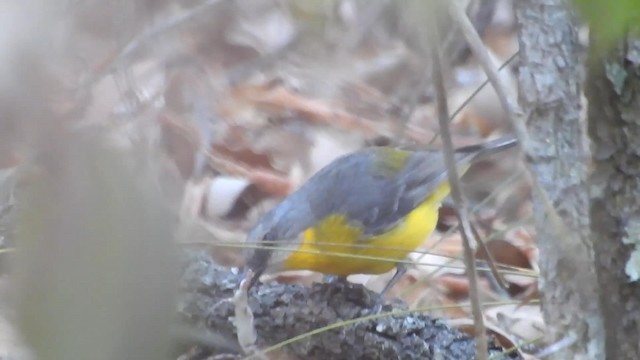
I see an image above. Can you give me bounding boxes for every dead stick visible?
[429,4,488,359]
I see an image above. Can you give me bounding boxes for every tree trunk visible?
[514,0,603,358]
[587,32,640,359]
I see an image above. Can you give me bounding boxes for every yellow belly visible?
[281,183,450,276]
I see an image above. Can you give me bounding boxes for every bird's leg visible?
[242,268,264,293]
[380,264,407,298]
[372,264,407,313]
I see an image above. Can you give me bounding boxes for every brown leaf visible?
[211,143,276,172]
[476,239,532,270]
[235,83,382,135]
[159,113,200,179]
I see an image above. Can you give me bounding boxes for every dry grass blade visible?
[179,239,539,279]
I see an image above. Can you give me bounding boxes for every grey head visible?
[243,189,315,275]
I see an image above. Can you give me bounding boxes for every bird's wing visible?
[305,148,464,238]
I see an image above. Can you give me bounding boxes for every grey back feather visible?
[245,136,517,271]
[255,148,473,242]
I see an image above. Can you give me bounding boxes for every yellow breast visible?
[281,182,451,276]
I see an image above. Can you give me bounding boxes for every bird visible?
[242,135,518,301]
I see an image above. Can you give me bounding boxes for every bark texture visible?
[587,33,640,359]
[514,0,603,358]
[177,250,518,360]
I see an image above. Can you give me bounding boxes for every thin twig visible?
[429,4,488,359]
[470,221,511,295]
[428,51,519,145]
[445,0,570,264]
[445,0,530,148]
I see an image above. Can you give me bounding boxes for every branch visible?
[429,4,488,359]
[177,250,514,360]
